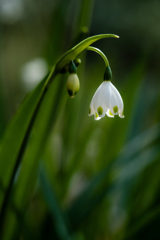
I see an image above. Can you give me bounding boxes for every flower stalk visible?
[86,46,110,67]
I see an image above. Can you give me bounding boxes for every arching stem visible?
[86,46,110,67]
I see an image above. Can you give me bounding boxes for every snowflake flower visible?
[89,80,124,120]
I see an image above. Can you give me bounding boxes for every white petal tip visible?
[119,113,125,118]
[106,109,114,118]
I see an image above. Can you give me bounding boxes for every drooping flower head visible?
[60,34,124,121]
[89,66,124,120]
[66,61,80,98]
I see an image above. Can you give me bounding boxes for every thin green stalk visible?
[78,0,95,30]
[0,66,57,233]
[86,46,110,67]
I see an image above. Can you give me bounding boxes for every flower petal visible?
[106,109,114,118]
[94,112,101,120]
[110,82,124,113]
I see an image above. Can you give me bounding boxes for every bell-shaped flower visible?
[66,73,80,98]
[66,60,80,98]
[89,80,124,120]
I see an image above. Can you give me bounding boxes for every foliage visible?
[0,0,160,239]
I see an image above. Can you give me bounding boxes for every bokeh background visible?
[0,0,160,239]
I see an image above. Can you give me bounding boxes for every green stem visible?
[86,46,110,67]
[0,66,57,234]
[78,0,95,30]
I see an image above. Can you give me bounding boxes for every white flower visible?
[89,81,124,120]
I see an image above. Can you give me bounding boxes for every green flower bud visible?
[74,58,81,68]
[66,73,80,98]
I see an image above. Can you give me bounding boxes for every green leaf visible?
[40,166,71,240]
[55,34,119,72]
[67,165,114,229]
[116,123,160,166]
[0,77,47,208]
[12,77,66,209]
[67,128,160,229]
[0,77,66,239]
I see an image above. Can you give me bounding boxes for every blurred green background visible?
[0,0,160,239]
